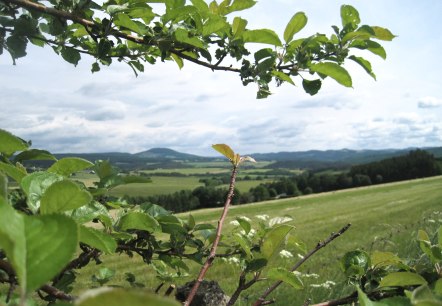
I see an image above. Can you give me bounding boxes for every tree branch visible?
[184,164,239,306]
[253,223,352,306]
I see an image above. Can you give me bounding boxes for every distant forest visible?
[124,149,442,213]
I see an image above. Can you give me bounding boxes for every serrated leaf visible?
[232,16,247,38]
[267,267,303,289]
[349,55,376,80]
[233,233,252,258]
[261,224,294,260]
[174,28,204,49]
[21,171,64,213]
[272,71,295,85]
[212,144,235,161]
[242,29,282,46]
[0,162,27,183]
[171,53,184,69]
[371,26,396,41]
[13,149,56,163]
[380,272,427,288]
[371,251,402,268]
[118,212,160,232]
[202,16,229,36]
[61,47,81,66]
[341,5,360,28]
[0,128,29,155]
[302,79,321,96]
[114,14,142,34]
[75,288,181,306]
[310,62,352,87]
[79,225,117,254]
[284,12,307,43]
[24,214,78,292]
[40,180,92,214]
[48,157,94,177]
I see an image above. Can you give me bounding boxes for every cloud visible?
[418,96,442,108]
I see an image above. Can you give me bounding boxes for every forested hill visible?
[27,147,442,170]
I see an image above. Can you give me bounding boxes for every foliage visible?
[0,1,393,98]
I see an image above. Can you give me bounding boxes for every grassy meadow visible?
[73,176,442,305]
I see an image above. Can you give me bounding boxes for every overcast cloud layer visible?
[1,0,441,156]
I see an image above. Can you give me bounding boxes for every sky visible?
[1,0,441,156]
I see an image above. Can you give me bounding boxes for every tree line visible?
[123,150,441,213]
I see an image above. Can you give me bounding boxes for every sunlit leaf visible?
[349,55,376,80]
[79,225,117,254]
[0,128,28,156]
[284,12,307,43]
[212,144,235,161]
[380,272,427,288]
[267,267,303,289]
[261,224,294,260]
[310,62,352,87]
[242,29,282,46]
[341,5,360,28]
[117,212,160,232]
[40,180,92,214]
[371,26,396,41]
[48,157,94,177]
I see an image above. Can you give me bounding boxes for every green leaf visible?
[118,212,160,232]
[79,225,117,254]
[379,272,427,288]
[212,144,235,161]
[371,251,403,268]
[21,171,64,213]
[171,53,184,69]
[75,288,181,306]
[371,26,396,41]
[6,35,27,59]
[232,17,247,38]
[245,258,267,272]
[114,14,142,34]
[357,287,384,306]
[0,201,26,294]
[0,128,29,155]
[157,215,187,234]
[13,149,56,163]
[341,250,371,277]
[341,5,360,28]
[233,233,252,258]
[40,180,92,214]
[71,201,110,224]
[0,173,6,201]
[48,157,94,177]
[61,47,81,66]
[302,79,321,95]
[284,12,307,43]
[242,29,282,46]
[0,162,27,183]
[350,40,386,59]
[261,224,294,260]
[272,71,295,85]
[310,62,352,87]
[349,55,376,80]
[438,226,442,247]
[267,267,303,289]
[24,214,78,292]
[202,16,229,36]
[236,216,251,234]
[223,0,257,15]
[174,28,204,49]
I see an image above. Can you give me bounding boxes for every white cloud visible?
[418,96,442,109]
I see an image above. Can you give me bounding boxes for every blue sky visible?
[1,0,441,156]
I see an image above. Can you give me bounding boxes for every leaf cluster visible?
[0,1,394,97]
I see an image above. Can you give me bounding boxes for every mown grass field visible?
[73,176,442,305]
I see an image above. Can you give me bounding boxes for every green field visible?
[73,176,442,305]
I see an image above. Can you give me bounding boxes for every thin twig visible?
[183,164,239,306]
[253,223,352,306]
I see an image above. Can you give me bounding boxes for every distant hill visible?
[134,148,209,161]
[24,146,442,171]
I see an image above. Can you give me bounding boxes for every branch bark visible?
[184,164,239,306]
[253,223,352,306]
